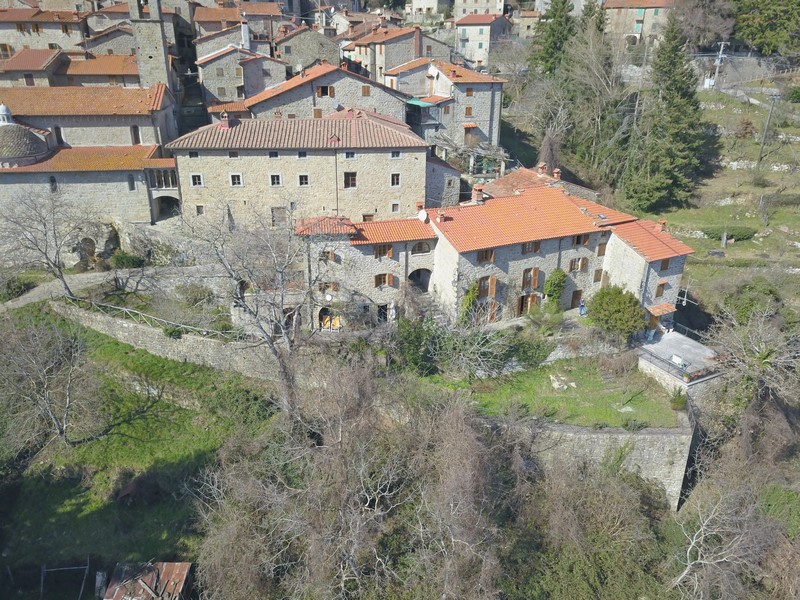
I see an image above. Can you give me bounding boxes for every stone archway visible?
[154,195,180,221]
[408,268,432,293]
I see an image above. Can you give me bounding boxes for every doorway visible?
[570,289,583,309]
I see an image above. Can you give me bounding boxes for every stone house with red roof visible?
[454,0,504,18]
[455,14,512,68]
[196,45,286,104]
[272,25,341,75]
[385,59,504,146]
[0,8,88,56]
[603,0,674,47]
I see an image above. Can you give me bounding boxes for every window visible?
[16,23,26,33]
[466,87,474,97]
[374,273,394,287]
[593,269,604,283]
[189,151,199,158]
[268,151,279,158]
[521,241,540,254]
[390,173,400,187]
[465,106,473,117]
[230,173,243,186]
[54,126,64,145]
[228,151,239,159]
[0,44,13,59]
[107,49,114,55]
[316,85,334,97]
[446,179,453,187]
[477,275,496,299]
[215,67,224,77]
[656,283,665,298]
[49,176,57,193]
[196,205,205,216]
[319,250,336,261]
[374,244,393,258]
[597,242,607,257]
[522,267,538,290]
[23,73,34,86]
[344,172,357,188]
[478,42,483,49]
[391,150,401,159]
[391,203,399,212]
[361,85,371,96]
[236,86,244,99]
[660,258,670,271]
[130,125,140,145]
[109,75,119,86]
[191,173,203,187]
[477,248,494,264]
[271,207,288,226]
[262,68,271,77]
[287,114,296,119]
[234,66,243,78]
[443,105,450,115]
[362,214,374,222]
[217,87,226,98]
[313,108,322,119]
[283,45,291,55]
[573,234,589,247]
[411,241,430,255]
[653,8,659,15]
[127,174,136,191]
[31,23,41,33]
[61,23,72,34]
[297,151,307,158]
[298,174,309,186]
[318,281,339,293]
[345,151,356,159]
[270,174,281,186]
[569,257,589,272]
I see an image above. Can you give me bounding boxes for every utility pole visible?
[756,93,780,168]
[711,41,728,88]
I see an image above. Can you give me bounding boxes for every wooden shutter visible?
[316,87,322,97]
[374,246,379,259]
[583,235,589,246]
[328,85,335,97]
[580,257,588,271]
[488,275,496,298]
[387,245,393,258]
[533,267,540,288]
[522,268,531,289]
[387,273,394,287]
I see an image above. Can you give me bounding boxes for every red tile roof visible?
[0,48,60,71]
[351,218,435,245]
[432,187,636,253]
[274,24,310,43]
[518,10,540,17]
[0,8,87,22]
[104,562,191,600]
[0,145,160,173]
[647,303,677,316]
[237,1,282,16]
[418,95,452,105]
[295,216,357,236]
[455,13,506,25]
[196,45,265,66]
[432,60,506,83]
[166,112,427,150]
[482,167,548,197]
[384,56,430,76]
[58,54,138,76]
[0,84,170,116]
[193,6,241,22]
[94,3,175,15]
[611,220,694,262]
[603,0,674,8]
[80,23,133,42]
[352,26,414,46]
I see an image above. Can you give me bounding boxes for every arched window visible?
[49,176,57,193]
[411,241,431,255]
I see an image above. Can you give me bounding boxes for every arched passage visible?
[153,195,180,222]
[408,268,432,293]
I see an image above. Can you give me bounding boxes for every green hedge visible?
[701,226,757,241]
[111,250,145,269]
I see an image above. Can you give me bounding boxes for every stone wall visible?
[530,415,694,510]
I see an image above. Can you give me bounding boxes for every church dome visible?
[0,104,50,167]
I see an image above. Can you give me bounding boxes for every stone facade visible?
[0,17,87,53]
[81,27,137,57]
[456,16,511,68]
[275,27,341,74]
[425,155,460,207]
[604,1,672,46]
[453,0,503,17]
[405,0,449,22]
[197,48,286,104]
[18,110,177,147]
[129,0,174,90]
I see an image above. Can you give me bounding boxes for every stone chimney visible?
[655,219,667,232]
[552,168,561,180]
[218,111,231,130]
[537,161,547,174]
[472,184,484,204]
[413,23,421,58]
[274,110,282,119]
[240,20,250,50]
[348,23,354,34]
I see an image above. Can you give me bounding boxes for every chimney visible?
[218,111,231,130]
[379,15,385,27]
[537,161,547,174]
[413,23,421,58]
[416,201,424,211]
[472,184,484,204]
[552,168,561,180]
[343,8,348,16]
[348,23,354,34]
[655,219,667,232]
[300,68,306,77]
[240,20,250,50]
[274,110,282,119]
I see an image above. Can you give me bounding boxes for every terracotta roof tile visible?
[236,1,282,16]
[193,6,241,21]
[482,168,548,197]
[58,54,138,76]
[611,220,694,262]
[647,303,677,316]
[418,95,452,105]
[166,112,427,150]
[0,48,60,71]
[80,23,132,42]
[351,218,435,245]
[603,0,674,8]
[432,187,636,253]
[94,3,175,15]
[455,13,507,25]
[431,60,506,83]
[518,10,540,17]
[295,216,356,236]
[0,8,87,22]
[353,26,414,46]
[0,84,170,116]
[274,24,311,44]
[0,144,159,173]
[384,57,430,76]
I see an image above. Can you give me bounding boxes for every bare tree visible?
[487,38,533,110]
[0,189,98,297]
[674,0,736,50]
[0,315,102,454]
[516,77,571,173]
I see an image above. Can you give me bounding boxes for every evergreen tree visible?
[579,0,605,33]
[530,0,576,75]
[624,13,705,211]
[734,0,800,56]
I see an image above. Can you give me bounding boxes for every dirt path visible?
[0,271,114,314]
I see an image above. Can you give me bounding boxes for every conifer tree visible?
[624,13,704,212]
[530,0,576,75]
[579,0,605,33]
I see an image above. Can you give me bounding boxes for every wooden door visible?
[570,289,582,309]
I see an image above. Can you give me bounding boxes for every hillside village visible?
[1,0,799,597]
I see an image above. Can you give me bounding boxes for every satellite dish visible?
[296,63,303,72]
[417,209,428,223]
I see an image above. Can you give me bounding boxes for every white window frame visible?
[270,174,282,187]
[297,151,307,159]
[344,151,356,160]
[230,173,243,187]
[190,173,204,187]
[298,174,309,187]
[390,150,402,159]
[390,173,401,187]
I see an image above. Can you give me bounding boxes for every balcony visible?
[146,168,178,191]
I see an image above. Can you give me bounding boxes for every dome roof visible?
[0,123,49,162]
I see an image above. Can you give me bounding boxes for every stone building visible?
[454,13,512,69]
[404,0,450,23]
[206,62,410,124]
[0,8,88,56]
[273,25,341,74]
[78,24,137,57]
[0,48,62,86]
[193,3,282,38]
[165,110,436,223]
[54,54,141,87]
[453,0,504,18]
[196,45,286,104]
[603,0,674,47]
[0,104,179,224]
[86,2,178,50]
[341,26,450,85]
[513,10,540,40]
[0,84,178,147]
[385,59,504,147]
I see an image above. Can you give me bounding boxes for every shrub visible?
[722,276,780,323]
[542,268,566,307]
[111,250,145,269]
[395,318,437,375]
[163,326,185,339]
[734,117,757,139]
[789,87,800,104]
[587,286,645,339]
[0,275,35,302]
[670,388,687,411]
[513,337,555,368]
[459,281,479,325]
[700,225,757,241]
[622,418,647,432]
[178,283,214,307]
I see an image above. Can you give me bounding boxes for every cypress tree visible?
[624,13,704,212]
[530,0,576,75]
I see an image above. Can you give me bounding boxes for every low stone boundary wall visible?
[50,301,277,380]
[530,414,694,511]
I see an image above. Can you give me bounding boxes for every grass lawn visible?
[472,358,677,428]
